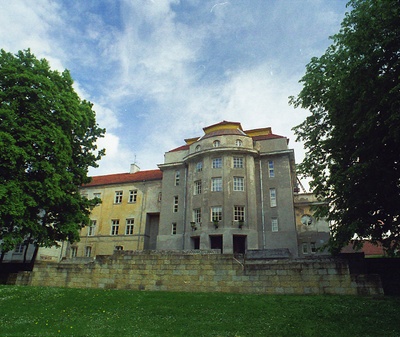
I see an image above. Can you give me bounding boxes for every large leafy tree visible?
[0,49,105,261]
[290,0,400,255]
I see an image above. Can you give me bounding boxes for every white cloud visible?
[90,132,135,175]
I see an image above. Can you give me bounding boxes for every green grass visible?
[0,286,399,337]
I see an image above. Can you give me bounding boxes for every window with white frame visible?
[233,177,244,191]
[88,220,96,236]
[129,190,138,203]
[193,208,201,224]
[194,180,202,195]
[111,219,119,235]
[14,243,24,254]
[93,192,101,200]
[126,218,134,235]
[213,140,221,147]
[268,160,275,178]
[212,157,222,168]
[175,170,180,186]
[173,196,179,212]
[196,161,203,172]
[195,145,201,152]
[269,188,277,207]
[233,206,245,222]
[171,223,177,235]
[211,177,222,191]
[114,191,123,204]
[236,139,243,147]
[211,206,222,222]
[158,192,162,202]
[271,218,279,232]
[85,246,92,257]
[71,246,78,257]
[233,157,243,168]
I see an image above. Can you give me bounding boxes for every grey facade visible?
[157,121,299,256]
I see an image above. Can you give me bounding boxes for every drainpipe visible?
[137,183,146,250]
[259,160,266,249]
[182,165,188,250]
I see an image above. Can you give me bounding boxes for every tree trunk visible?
[30,244,39,266]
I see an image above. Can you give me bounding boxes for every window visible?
[211,206,222,222]
[233,206,245,222]
[114,191,123,204]
[302,243,309,254]
[196,161,203,172]
[126,219,134,235]
[193,208,201,224]
[212,158,222,168]
[195,145,201,152]
[268,161,275,178]
[173,196,179,212]
[129,190,138,203]
[71,246,78,258]
[111,219,119,235]
[269,188,277,207]
[233,177,244,191]
[14,243,24,254]
[88,220,96,236]
[93,192,101,200]
[175,170,180,186]
[301,214,313,226]
[236,139,243,147]
[115,245,124,251]
[194,180,202,195]
[272,218,278,232]
[158,192,162,202]
[213,140,220,147]
[211,177,222,191]
[233,157,243,168]
[85,246,92,257]
[171,223,177,235]
[311,242,317,253]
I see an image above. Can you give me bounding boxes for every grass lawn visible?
[0,286,399,337]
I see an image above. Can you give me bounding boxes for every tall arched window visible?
[213,140,220,147]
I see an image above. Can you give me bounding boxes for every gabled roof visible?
[83,169,163,187]
[203,120,243,133]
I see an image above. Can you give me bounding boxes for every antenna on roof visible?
[130,155,140,174]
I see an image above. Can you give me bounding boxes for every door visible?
[210,235,223,253]
[233,235,246,254]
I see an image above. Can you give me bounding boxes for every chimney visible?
[130,163,140,174]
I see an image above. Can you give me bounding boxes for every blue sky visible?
[0,0,349,177]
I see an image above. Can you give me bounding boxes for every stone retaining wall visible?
[15,251,383,295]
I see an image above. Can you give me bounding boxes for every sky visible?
[0,0,350,180]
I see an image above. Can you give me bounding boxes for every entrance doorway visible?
[210,235,223,253]
[191,237,200,250]
[144,213,160,250]
[233,235,246,254]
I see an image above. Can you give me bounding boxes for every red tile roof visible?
[83,169,162,187]
[342,241,385,256]
[251,134,287,141]
[169,144,190,152]
[202,129,245,139]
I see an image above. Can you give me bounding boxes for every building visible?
[66,121,329,258]
[70,164,162,257]
[294,193,330,257]
[157,121,299,255]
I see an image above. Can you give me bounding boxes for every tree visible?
[290,0,400,256]
[0,49,105,261]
